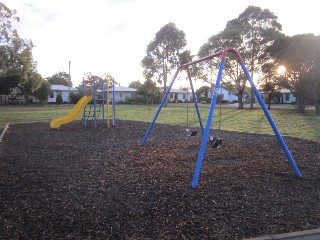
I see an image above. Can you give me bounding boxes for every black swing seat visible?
[186,128,197,137]
[190,130,197,136]
[209,136,222,148]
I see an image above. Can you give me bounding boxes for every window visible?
[120,93,122,98]
[170,93,173,99]
[183,93,186,99]
[50,92,54,98]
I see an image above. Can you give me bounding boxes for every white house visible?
[258,88,296,104]
[105,86,137,102]
[207,87,238,102]
[48,85,79,103]
[280,89,296,103]
[168,88,192,102]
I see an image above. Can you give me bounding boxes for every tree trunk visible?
[163,60,168,107]
[238,94,244,109]
[315,100,320,116]
[267,92,273,110]
[21,86,30,105]
[312,82,320,116]
[250,88,254,109]
[296,95,306,113]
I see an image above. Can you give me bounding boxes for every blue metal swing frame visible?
[140,48,302,188]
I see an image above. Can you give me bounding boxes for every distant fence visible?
[0,95,9,105]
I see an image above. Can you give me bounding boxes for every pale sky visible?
[2,0,320,88]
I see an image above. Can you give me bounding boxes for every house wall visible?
[227,91,238,102]
[208,88,238,102]
[108,92,135,102]
[48,90,77,103]
[281,93,296,103]
[169,92,191,102]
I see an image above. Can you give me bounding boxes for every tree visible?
[0,2,20,75]
[0,74,20,94]
[56,94,63,105]
[179,50,193,64]
[259,62,281,110]
[236,6,283,108]
[33,80,50,104]
[266,34,320,114]
[18,71,44,103]
[310,54,320,115]
[198,30,248,109]
[46,72,72,87]
[0,2,45,105]
[69,92,82,104]
[196,86,211,97]
[128,80,141,89]
[141,22,187,105]
[136,79,160,105]
[0,3,35,77]
[198,6,283,109]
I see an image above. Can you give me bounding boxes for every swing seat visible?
[190,130,197,136]
[209,136,222,148]
[186,129,197,137]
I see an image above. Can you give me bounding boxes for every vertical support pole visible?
[187,69,204,135]
[192,61,225,188]
[93,79,97,128]
[68,61,71,106]
[112,78,116,127]
[140,68,181,146]
[240,63,302,177]
[106,78,110,128]
[82,78,87,127]
[102,79,105,124]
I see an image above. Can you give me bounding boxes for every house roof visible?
[160,88,188,94]
[104,86,137,92]
[280,88,291,93]
[170,88,188,94]
[51,85,78,91]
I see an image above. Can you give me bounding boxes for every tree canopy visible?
[128,80,141,89]
[46,72,72,87]
[266,34,320,114]
[141,22,187,104]
[0,2,44,103]
[198,5,283,109]
[0,74,20,94]
[136,79,161,105]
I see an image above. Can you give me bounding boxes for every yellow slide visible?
[50,96,92,129]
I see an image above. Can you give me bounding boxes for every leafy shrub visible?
[70,92,82,104]
[56,94,63,104]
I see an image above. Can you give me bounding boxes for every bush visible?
[56,94,63,104]
[70,92,82,104]
[197,97,207,103]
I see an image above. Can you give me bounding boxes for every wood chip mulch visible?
[0,120,320,239]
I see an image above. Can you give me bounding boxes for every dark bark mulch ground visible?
[1,120,320,239]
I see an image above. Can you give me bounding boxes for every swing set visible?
[140,48,302,188]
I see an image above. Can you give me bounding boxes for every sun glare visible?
[277,65,286,75]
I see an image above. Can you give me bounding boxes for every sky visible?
[2,0,320,89]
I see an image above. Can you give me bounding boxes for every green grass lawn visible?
[1,103,319,141]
